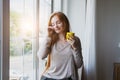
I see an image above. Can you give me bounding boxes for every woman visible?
[38,12,83,80]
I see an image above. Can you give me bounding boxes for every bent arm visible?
[37,37,51,60]
[72,37,83,68]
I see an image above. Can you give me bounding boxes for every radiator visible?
[114,63,120,80]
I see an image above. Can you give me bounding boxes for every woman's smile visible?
[51,16,64,34]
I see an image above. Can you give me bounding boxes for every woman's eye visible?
[51,23,55,26]
[57,21,61,24]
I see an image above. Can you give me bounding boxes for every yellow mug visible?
[66,32,74,40]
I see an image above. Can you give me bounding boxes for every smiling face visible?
[48,12,70,44]
[51,15,64,34]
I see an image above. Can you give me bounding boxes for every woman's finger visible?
[48,26,54,31]
[67,38,75,45]
[48,26,54,29]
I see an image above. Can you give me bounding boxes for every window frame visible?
[1,0,10,80]
[0,0,2,79]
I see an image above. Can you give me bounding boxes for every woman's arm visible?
[71,37,83,68]
[37,37,51,60]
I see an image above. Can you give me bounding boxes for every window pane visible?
[10,0,36,80]
[39,0,52,35]
[53,0,62,12]
[38,0,52,79]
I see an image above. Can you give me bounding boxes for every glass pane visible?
[9,0,36,80]
[38,0,52,79]
[39,0,52,35]
[53,0,62,11]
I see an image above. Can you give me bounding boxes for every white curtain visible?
[82,0,97,80]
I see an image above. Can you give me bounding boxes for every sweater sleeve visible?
[71,36,83,68]
[37,37,51,60]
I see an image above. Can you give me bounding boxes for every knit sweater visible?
[38,36,83,80]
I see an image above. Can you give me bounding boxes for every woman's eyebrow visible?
[56,20,61,23]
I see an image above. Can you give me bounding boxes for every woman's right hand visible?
[48,26,55,37]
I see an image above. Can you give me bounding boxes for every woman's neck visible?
[58,33,66,42]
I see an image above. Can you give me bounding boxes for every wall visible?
[62,0,120,80]
[96,0,120,80]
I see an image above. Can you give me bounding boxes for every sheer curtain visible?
[83,0,97,80]
[9,0,37,80]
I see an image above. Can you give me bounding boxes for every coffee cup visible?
[66,32,74,40]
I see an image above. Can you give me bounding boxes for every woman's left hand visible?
[67,36,75,46]
[67,36,78,51]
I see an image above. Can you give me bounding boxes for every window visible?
[38,0,52,79]
[53,0,62,12]
[10,0,37,80]
[9,0,53,80]
[1,0,62,80]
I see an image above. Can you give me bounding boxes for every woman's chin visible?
[55,31,60,34]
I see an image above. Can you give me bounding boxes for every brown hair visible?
[48,12,70,46]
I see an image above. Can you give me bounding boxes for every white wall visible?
[96,0,120,80]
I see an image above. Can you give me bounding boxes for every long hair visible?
[48,12,70,46]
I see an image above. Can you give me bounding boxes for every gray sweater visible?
[38,36,83,80]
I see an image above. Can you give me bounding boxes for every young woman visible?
[38,12,83,80]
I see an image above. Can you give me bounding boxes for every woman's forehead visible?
[51,16,60,22]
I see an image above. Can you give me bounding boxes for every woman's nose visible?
[54,24,58,28]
